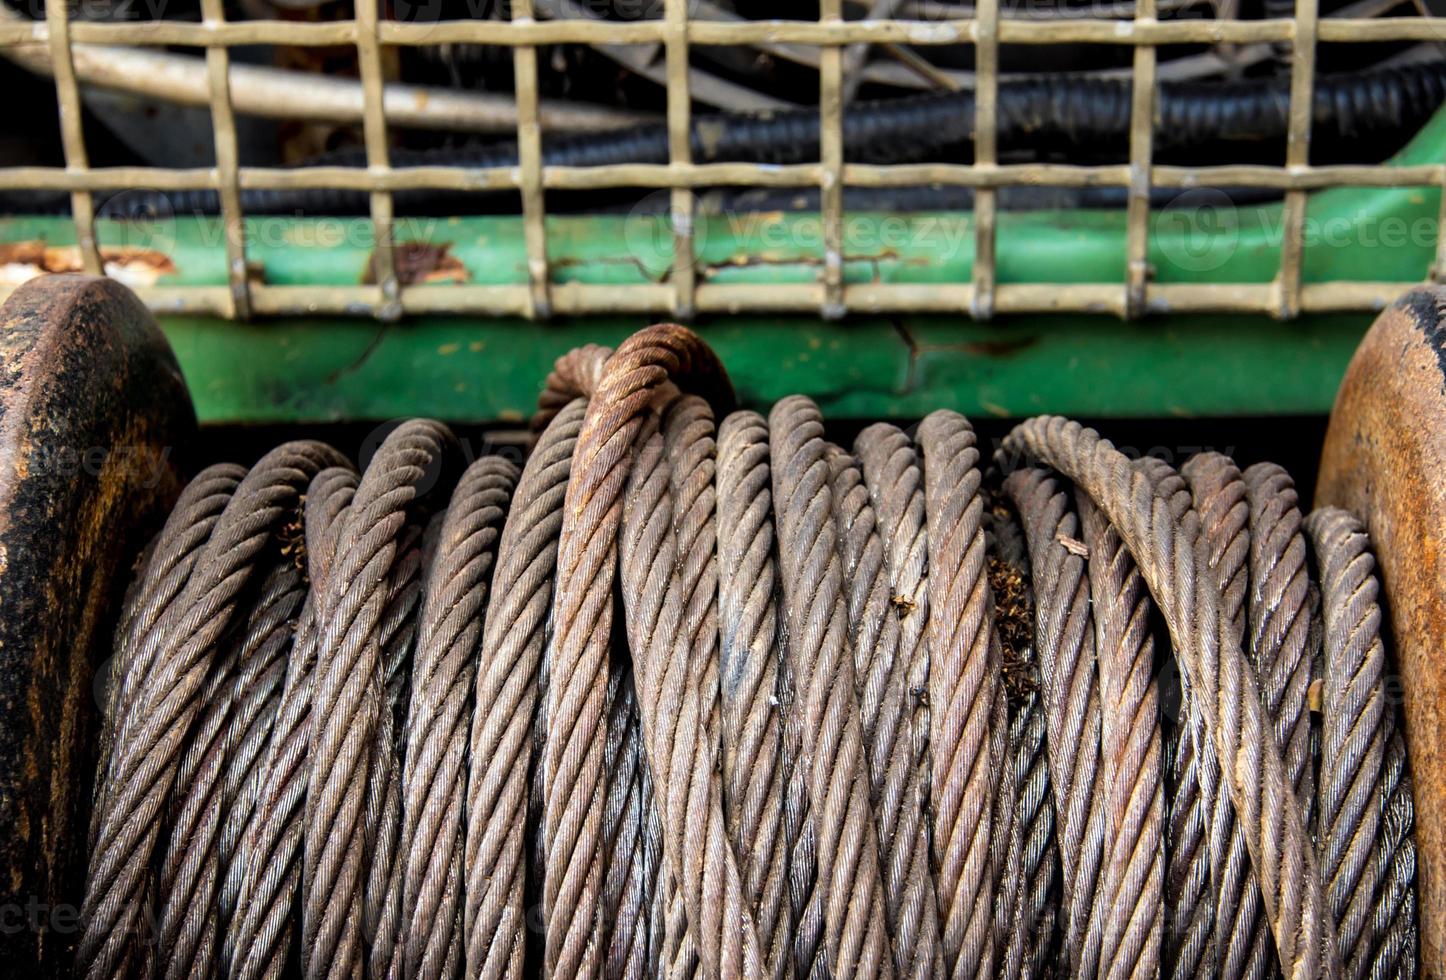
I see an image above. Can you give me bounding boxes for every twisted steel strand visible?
[1368,726,1418,980]
[1164,720,1212,980]
[156,561,306,980]
[716,410,790,980]
[853,425,933,902]
[214,576,301,926]
[766,421,823,980]
[1002,417,1339,980]
[1077,493,1164,980]
[989,501,1060,980]
[655,857,698,980]
[81,441,345,980]
[365,521,428,980]
[662,396,722,758]
[362,473,450,980]
[397,456,517,980]
[1157,456,1216,980]
[1305,508,1390,980]
[301,420,455,980]
[209,471,325,893]
[1180,453,1271,980]
[602,657,652,980]
[1242,464,1316,813]
[769,395,893,980]
[658,395,724,978]
[980,508,1037,980]
[381,522,429,725]
[369,517,438,976]
[464,398,586,980]
[1010,688,1059,980]
[225,466,357,980]
[1180,455,1249,639]
[826,446,943,980]
[640,752,669,980]
[544,325,732,980]
[780,613,823,980]
[853,424,930,740]
[1004,468,1106,978]
[95,465,244,830]
[917,410,1003,980]
[618,417,764,978]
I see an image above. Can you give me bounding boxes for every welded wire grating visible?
[2,0,1446,320]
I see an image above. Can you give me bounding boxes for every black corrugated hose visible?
[12,60,1446,217]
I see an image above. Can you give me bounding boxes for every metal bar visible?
[199,0,249,319]
[1124,0,1158,317]
[0,15,1439,49]
[0,278,1414,320]
[971,0,999,319]
[355,0,399,319]
[1435,168,1446,283]
[2,160,1443,194]
[820,0,846,319]
[665,0,696,320]
[512,0,551,320]
[1276,0,1320,319]
[6,160,1445,194]
[66,20,360,47]
[43,0,99,275]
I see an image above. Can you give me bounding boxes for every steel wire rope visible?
[79,325,1422,980]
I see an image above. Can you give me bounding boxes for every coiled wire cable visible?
[82,324,1419,980]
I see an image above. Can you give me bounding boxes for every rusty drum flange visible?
[1318,285,1446,980]
[0,275,195,973]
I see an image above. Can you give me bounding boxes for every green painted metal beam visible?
[158,311,1367,423]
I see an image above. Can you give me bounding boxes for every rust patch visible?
[363,241,469,286]
[0,275,193,971]
[700,247,904,280]
[0,242,176,290]
[1317,285,1446,977]
[889,593,918,617]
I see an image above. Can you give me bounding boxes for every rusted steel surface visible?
[1317,285,1446,980]
[0,274,194,974]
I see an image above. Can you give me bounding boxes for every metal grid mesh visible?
[3,1,1445,320]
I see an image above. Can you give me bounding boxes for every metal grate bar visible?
[3,161,1444,194]
[355,0,399,319]
[1275,0,1319,319]
[971,0,1000,320]
[1,6,1440,321]
[0,279,1421,319]
[43,0,99,275]
[200,0,250,319]
[665,0,696,321]
[34,16,1446,48]
[820,0,846,319]
[511,0,551,320]
[1436,167,1446,283]
[1124,0,1158,318]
